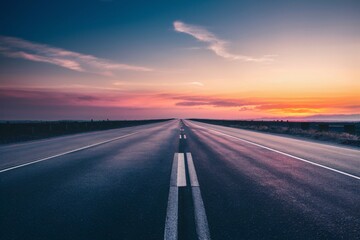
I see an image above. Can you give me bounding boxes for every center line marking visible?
[0,131,140,173]
[164,186,179,240]
[165,153,187,240]
[189,121,360,180]
[186,153,211,240]
[186,153,199,187]
[177,153,187,187]
[170,153,179,187]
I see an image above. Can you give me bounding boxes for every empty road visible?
[1,119,359,240]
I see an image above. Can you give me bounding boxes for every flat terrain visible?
[191,119,360,147]
[1,119,359,239]
[0,119,171,144]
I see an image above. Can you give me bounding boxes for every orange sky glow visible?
[0,1,359,120]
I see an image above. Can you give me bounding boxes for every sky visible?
[0,0,359,120]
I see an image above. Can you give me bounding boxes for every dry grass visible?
[232,125,360,147]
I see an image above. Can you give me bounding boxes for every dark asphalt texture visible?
[1,119,359,240]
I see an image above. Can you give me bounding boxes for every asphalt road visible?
[1,119,359,240]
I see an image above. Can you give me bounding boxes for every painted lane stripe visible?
[164,187,179,240]
[165,153,186,240]
[189,122,360,180]
[186,153,199,186]
[186,153,211,240]
[170,153,179,187]
[0,131,140,173]
[179,135,182,139]
[177,153,187,187]
[192,187,211,240]
[165,154,180,239]
[184,135,187,139]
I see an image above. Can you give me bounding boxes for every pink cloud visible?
[0,36,152,75]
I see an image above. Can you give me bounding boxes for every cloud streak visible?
[187,81,204,86]
[170,95,252,108]
[0,36,152,75]
[1,88,358,120]
[173,21,274,62]
[159,94,360,116]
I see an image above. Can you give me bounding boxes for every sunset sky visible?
[0,0,359,120]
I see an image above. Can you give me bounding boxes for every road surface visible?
[1,119,359,239]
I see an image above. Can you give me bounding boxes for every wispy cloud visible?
[170,95,252,108]
[173,21,274,62]
[160,94,360,115]
[0,36,152,75]
[186,81,204,86]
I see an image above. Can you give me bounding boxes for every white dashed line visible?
[177,153,187,187]
[179,135,182,139]
[183,135,187,139]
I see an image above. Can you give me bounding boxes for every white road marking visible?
[192,188,211,240]
[170,153,179,187]
[165,152,210,240]
[189,121,360,180]
[164,187,178,240]
[0,131,140,173]
[184,135,187,139]
[179,135,182,139]
[177,153,187,187]
[186,153,211,240]
[165,153,185,240]
[186,153,199,186]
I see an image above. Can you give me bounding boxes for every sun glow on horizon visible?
[0,1,359,120]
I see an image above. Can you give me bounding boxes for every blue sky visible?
[2,0,358,60]
[0,0,359,120]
